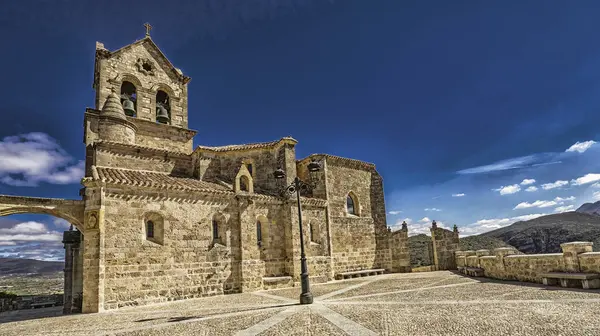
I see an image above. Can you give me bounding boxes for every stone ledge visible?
[505,253,562,258]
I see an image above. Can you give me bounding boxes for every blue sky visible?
[2,0,600,260]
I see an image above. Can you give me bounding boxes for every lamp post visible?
[273,160,321,305]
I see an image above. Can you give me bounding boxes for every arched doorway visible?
[0,205,85,316]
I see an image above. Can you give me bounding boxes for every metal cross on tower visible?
[144,23,152,37]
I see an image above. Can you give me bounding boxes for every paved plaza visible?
[2,271,600,335]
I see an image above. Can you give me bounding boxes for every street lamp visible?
[273,159,321,304]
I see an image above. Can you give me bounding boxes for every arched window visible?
[256,220,263,247]
[211,213,227,246]
[156,90,171,124]
[240,175,249,192]
[146,220,155,238]
[347,193,358,216]
[144,212,165,245]
[120,81,137,117]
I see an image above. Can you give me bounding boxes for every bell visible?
[156,104,170,124]
[122,99,136,117]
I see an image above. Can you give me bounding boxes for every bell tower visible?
[84,24,196,154]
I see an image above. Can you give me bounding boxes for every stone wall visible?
[456,242,600,284]
[101,191,236,309]
[93,142,193,176]
[389,226,411,272]
[431,223,460,270]
[321,157,401,274]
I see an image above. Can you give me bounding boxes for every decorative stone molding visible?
[135,57,156,76]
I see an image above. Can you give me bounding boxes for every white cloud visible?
[419,217,431,223]
[592,182,600,188]
[452,193,465,197]
[593,191,600,201]
[0,132,84,187]
[458,155,540,174]
[52,218,72,229]
[0,221,62,243]
[0,221,48,235]
[566,140,596,153]
[520,179,536,185]
[525,186,538,192]
[571,173,600,186]
[541,180,569,190]
[406,220,449,236]
[424,208,441,212]
[514,200,558,209]
[554,196,576,202]
[555,205,575,213]
[513,196,575,210]
[460,213,547,236]
[494,184,521,195]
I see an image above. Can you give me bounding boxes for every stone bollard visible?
[476,249,491,256]
[493,247,518,279]
[475,250,491,268]
[455,251,467,268]
[561,242,593,273]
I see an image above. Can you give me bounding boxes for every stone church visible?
[0,27,468,314]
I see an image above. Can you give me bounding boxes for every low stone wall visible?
[0,294,64,313]
[455,242,600,284]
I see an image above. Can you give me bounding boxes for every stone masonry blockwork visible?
[0,30,411,313]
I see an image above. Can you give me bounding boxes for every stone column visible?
[430,221,439,271]
[62,232,74,315]
[71,234,84,313]
[561,242,593,273]
[82,209,104,313]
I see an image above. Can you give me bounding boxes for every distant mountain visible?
[576,201,600,216]
[480,212,600,254]
[0,258,64,276]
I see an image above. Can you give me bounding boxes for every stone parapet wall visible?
[389,228,410,272]
[456,242,599,284]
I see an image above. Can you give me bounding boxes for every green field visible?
[0,272,63,296]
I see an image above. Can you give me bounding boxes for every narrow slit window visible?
[246,164,253,176]
[212,219,219,241]
[256,221,262,247]
[347,195,355,215]
[146,221,155,238]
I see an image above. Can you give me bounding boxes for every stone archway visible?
[0,195,88,314]
[0,196,85,232]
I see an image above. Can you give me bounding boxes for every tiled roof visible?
[194,137,297,153]
[92,167,232,193]
[299,154,376,170]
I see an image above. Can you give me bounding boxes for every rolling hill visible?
[0,258,64,276]
[479,211,600,253]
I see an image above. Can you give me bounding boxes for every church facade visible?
[0,28,418,313]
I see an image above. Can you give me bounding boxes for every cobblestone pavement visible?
[2,271,600,335]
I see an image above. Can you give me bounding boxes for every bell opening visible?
[156,90,171,125]
[120,81,137,117]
